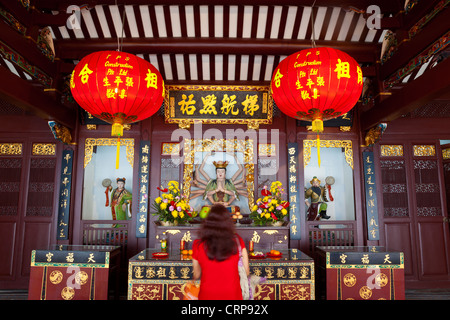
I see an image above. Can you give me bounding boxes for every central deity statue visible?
[203,160,239,205]
[190,152,248,207]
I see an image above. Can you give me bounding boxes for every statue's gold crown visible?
[213,161,228,169]
[310,176,320,184]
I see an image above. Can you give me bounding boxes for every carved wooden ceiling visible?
[0,0,448,130]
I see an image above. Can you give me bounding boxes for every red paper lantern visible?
[70,50,164,137]
[271,47,363,132]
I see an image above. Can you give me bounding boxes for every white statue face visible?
[117,181,125,190]
[216,168,226,179]
[312,180,320,187]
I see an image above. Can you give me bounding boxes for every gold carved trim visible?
[258,143,276,156]
[166,230,181,235]
[0,143,22,155]
[443,148,450,160]
[380,145,403,157]
[84,138,134,168]
[182,138,255,210]
[304,140,353,169]
[161,143,180,156]
[32,143,56,155]
[413,145,435,157]
[263,230,279,235]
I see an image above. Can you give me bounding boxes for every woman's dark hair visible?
[199,204,237,261]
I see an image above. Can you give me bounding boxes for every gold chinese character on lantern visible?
[119,89,127,99]
[103,76,110,87]
[301,90,310,100]
[106,88,117,99]
[114,76,123,86]
[317,76,325,86]
[274,69,283,88]
[145,69,158,89]
[79,64,93,84]
[126,77,134,87]
[357,65,363,84]
[334,59,351,79]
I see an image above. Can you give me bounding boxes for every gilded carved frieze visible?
[84,138,134,168]
[0,143,22,155]
[32,143,56,156]
[380,145,404,157]
[413,145,436,157]
[303,139,353,169]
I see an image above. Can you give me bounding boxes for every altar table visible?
[154,221,290,251]
[315,246,405,300]
[128,248,315,300]
[28,245,121,300]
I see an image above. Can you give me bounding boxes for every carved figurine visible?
[305,176,334,221]
[110,177,132,222]
[362,123,387,147]
[48,121,76,145]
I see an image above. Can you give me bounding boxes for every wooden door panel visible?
[0,221,16,278]
[417,221,449,279]
[20,221,52,278]
[384,222,415,278]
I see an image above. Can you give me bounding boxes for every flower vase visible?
[160,220,178,226]
[271,221,283,227]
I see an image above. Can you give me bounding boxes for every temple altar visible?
[128,248,314,300]
[154,221,290,252]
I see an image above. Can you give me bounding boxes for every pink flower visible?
[169,206,174,211]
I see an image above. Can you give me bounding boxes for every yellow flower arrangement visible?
[152,181,196,224]
[250,181,289,226]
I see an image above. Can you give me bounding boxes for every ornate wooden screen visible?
[380,145,409,218]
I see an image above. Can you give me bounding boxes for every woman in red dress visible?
[192,204,249,300]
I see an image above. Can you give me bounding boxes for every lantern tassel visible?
[312,119,323,167]
[112,123,124,170]
[116,136,120,169]
[316,134,321,168]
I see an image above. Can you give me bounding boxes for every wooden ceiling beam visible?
[56,38,378,63]
[0,0,71,27]
[35,0,403,13]
[379,6,450,80]
[400,0,443,30]
[360,57,450,131]
[0,19,56,77]
[0,66,76,129]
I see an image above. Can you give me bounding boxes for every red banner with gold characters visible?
[29,266,109,300]
[28,247,118,300]
[316,246,405,300]
[327,268,404,300]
